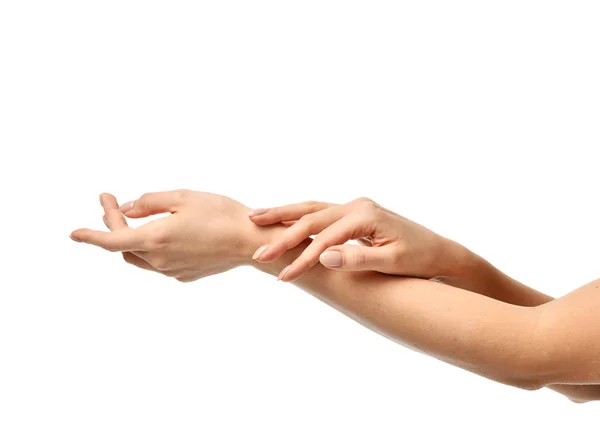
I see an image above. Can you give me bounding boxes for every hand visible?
[248,198,469,282]
[71,190,254,282]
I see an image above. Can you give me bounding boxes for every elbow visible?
[500,354,559,392]
[500,308,562,392]
[503,375,546,392]
[492,343,557,391]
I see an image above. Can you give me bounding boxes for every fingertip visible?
[279,265,306,283]
[251,244,269,262]
[248,215,276,226]
[248,208,268,217]
[248,215,262,224]
[254,252,278,263]
[319,250,343,268]
[119,200,135,214]
[277,265,293,282]
[70,228,89,242]
[256,243,286,263]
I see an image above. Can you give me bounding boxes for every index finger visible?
[100,193,129,231]
[249,201,335,225]
[70,227,148,252]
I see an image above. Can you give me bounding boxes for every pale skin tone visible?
[71,190,600,403]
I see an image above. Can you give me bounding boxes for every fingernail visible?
[70,234,81,242]
[277,265,292,282]
[320,251,343,268]
[120,200,135,212]
[252,244,269,260]
[248,208,268,216]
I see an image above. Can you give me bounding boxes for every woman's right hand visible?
[248,198,472,283]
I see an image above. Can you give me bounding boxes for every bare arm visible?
[425,258,600,403]
[73,191,600,401]
[241,221,600,397]
[246,198,552,307]
[246,198,600,400]
[242,221,544,390]
[427,255,554,307]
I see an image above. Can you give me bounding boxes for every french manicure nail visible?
[277,265,292,282]
[252,244,269,260]
[120,200,135,212]
[248,208,268,216]
[320,251,343,268]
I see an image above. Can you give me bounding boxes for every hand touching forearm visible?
[240,221,544,389]
[248,198,553,307]
[244,215,600,402]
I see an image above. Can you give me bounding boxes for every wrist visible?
[233,214,287,267]
[438,238,487,279]
[234,214,313,278]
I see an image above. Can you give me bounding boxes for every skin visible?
[71,190,600,403]
[248,199,553,306]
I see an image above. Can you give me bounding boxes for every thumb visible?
[119,190,189,218]
[318,244,392,272]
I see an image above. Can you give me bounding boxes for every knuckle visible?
[305,200,322,212]
[298,213,316,229]
[359,201,380,218]
[351,249,368,267]
[354,196,375,206]
[137,192,152,207]
[174,189,192,203]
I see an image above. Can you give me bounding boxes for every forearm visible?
[439,247,599,402]
[435,241,553,307]
[240,222,544,390]
[240,221,599,401]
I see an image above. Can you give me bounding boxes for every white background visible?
[1,1,599,425]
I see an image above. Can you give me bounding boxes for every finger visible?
[100,193,150,258]
[70,227,148,252]
[253,206,346,262]
[248,201,335,225]
[278,212,374,282]
[100,193,128,230]
[318,244,394,272]
[119,189,190,218]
